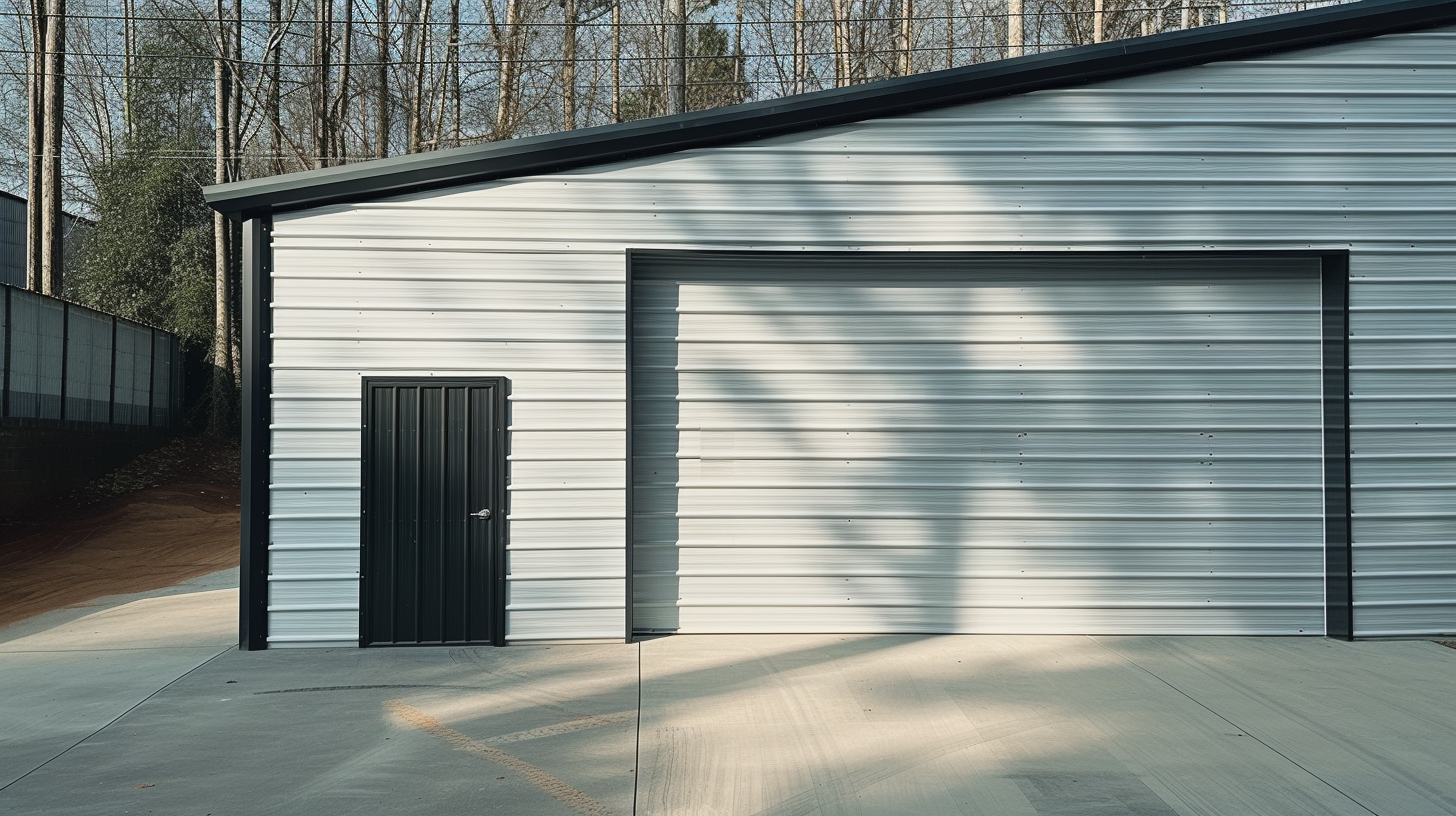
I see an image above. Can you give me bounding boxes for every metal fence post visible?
[58,302,68,421]
[108,314,117,425]
[2,286,10,419]
[146,326,155,427]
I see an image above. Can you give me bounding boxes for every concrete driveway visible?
[3,572,1455,816]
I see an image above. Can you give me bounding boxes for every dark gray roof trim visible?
[206,0,1456,218]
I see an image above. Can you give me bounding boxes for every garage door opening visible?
[628,251,1350,637]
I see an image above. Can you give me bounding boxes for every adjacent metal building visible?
[207,0,1456,649]
[0,191,88,289]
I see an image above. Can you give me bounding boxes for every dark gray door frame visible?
[626,249,1353,640]
[360,377,508,646]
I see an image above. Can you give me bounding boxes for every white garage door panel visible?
[672,606,1322,635]
[655,487,1318,517]
[634,516,1322,546]
[638,545,1320,575]
[643,370,1323,398]
[631,253,1326,635]
[669,429,1324,457]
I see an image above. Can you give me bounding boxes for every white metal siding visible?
[632,255,1325,634]
[265,249,627,645]
[267,26,1456,644]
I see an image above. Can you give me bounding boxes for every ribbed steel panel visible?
[632,254,1325,634]
[267,25,1456,643]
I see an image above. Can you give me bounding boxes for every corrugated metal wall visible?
[264,249,626,645]
[632,254,1325,634]
[2,285,179,426]
[0,195,24,288]
[267,26,1456,644]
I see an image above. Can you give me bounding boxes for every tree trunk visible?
[376,0,390,157]
[336,0,355,161]
[563,0,576,129]
[492,0,524,137]
[944,0,953,69]
[611,1,621,121]
[793,0,805,93]
[831,0,849,87]
[448,0,459,143]
[1094,0,1103,43]
[735,0,744,90]
[212,0,235,435]
[230,0,243,378]
[408,0,430,152]
[314,0,333,167]
[1006,0,1022,58]
[268,0,283,172]
[25,0,45,291]
[897,0,913,76]
[39,0,65,296]
[667,0,686,114]
[122,0,134,142]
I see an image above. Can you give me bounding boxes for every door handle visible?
[470,509,492,520]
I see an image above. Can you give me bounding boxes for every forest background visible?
[0,0,1336,431]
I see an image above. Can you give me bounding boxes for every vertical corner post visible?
[240,215,274,651]
[623,250,636,643]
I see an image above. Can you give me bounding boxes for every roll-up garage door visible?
[631,253,1326,635]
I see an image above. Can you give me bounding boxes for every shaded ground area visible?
[0,436,240,630]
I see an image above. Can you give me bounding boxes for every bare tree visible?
[406,0,430,152]
[792,0,804,92]
[666,0,685,113]
[897,0,913,75]
[375,0,389,156]
[212,0,236,432]
[334,0,355,160]
[25,0,45,290]
[611,0,621,120]
[1006,0,1022,57]
[38,0,64,294]
[563,0,576,127]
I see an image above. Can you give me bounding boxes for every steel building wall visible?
[267,26,1456,644]
[0,194,23,289]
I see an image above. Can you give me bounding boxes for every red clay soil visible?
[0,436,241,630]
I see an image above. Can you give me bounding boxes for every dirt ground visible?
[0,436,241,630]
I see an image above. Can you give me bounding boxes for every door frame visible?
[359,376,509,646]
[626,249,1352,639]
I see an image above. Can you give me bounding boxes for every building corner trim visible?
[240,217,273,650]
[624,249,637,643]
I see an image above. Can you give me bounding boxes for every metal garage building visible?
[207,0,1456,649]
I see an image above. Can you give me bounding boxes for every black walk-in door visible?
[361,378,506,646]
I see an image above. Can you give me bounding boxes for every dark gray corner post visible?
[240,216,274,650]
[623,251,636,643]
[1322,252,1354,640]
